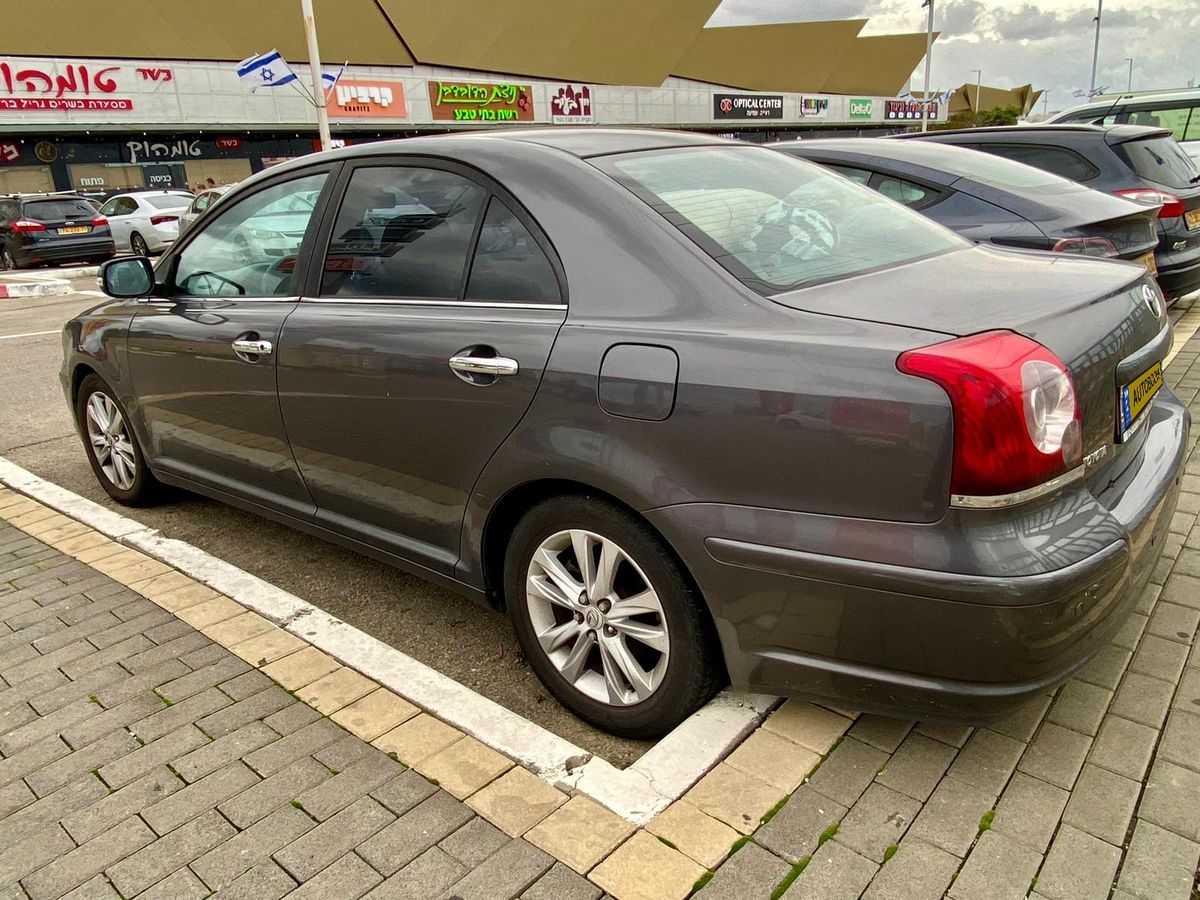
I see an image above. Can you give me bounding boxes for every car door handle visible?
[232,338,273,356]
[448,355,519,377]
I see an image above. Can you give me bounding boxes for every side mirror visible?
[98,257,155,299]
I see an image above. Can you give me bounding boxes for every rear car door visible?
[126,167,337,517]
[276,160,567,573]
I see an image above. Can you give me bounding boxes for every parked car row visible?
[67,127,1187,737]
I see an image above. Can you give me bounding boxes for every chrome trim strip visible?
[950,466,1086,510]
[301,297,564,310]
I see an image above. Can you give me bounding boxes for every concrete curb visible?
[0,454,775,825]
[0,278,72,299]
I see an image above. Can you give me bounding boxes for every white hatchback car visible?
[97,191,194,256]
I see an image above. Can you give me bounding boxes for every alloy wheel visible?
[85,391,138,490]
[525,529,669,706]
[131,234,149,256]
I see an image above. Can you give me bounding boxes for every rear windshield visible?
[600,146,965,293]
[1115,138,1200,190]
[21,199,97,221]
[144,193,192,209]
[930,147,1072,189]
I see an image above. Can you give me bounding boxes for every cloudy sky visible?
[709,1,1199,113]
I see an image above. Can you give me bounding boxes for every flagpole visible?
[300,0,332,151]
[1088,0,1103,98]
[921,0,934,132]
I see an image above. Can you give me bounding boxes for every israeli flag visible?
[938,89,954,104]
[321,63,346,99]
[236,50,298,92]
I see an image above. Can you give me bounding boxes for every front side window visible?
[321,166,486,299]
[172,172,327,297]
[465,198,560,303]
[599,146,965,294]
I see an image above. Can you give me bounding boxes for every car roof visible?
[779,137,979,167]
[1053,88,1200,116]
[898,123,1168,142]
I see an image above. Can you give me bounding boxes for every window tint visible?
[826,164,871,185]
[601,146,965,294]
[322,166,486,299]
[1114,137,1200,190]
[978,144,1098,181]
[1127,107,1191,140]
[172,172,327,298]
[465,198,560,303]
[21,199,96,221]
[875,177,933,207]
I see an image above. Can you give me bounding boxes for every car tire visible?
[75,374,162,507]
[504,495,724,739]
[130,233,149,257]
[1,246,25,270]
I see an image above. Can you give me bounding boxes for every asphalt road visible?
[0,276,648,766]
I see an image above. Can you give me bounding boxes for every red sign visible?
[215,137,243,150]
[0,141,18,163]
[136,67,173,83]
[0,61,134,111]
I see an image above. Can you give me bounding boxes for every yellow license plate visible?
[1186,208,1200,230]
[1119,362,1163,440]
[57,226,88,235]
[1137,251,1158,274]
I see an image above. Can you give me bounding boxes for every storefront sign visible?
[122,138,202,163]
[327,80,407,118]
[550,84,593,124]
[848,98,873,120]
[885,100,937,120]
[0,61,133,111]
[800,97,830,119]
[215,136,243,150]
[135,67,173,83]
[428,81,534,122]
[0,141,19,163]
[713,93,784,120]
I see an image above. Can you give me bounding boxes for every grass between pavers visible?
[818,822,839,846]
[978,809,995,834]
[728,835,752,856]
[689,869,715,895]
[770,855,811,900]
[882,843,899,863]
[759,794,790,827]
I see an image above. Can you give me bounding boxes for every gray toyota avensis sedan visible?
[63,129,1187,739]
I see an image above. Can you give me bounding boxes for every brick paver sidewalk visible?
[0,320,1198,899]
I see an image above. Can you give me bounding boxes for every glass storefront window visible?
[0,166,54,194]
[184,159,253,191]
[68,163,145,192]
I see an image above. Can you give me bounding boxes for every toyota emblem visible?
[1142,284,1162,318]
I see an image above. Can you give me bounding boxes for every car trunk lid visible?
[771,244,1168,491]
[21,198,98,235]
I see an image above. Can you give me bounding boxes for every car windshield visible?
[601,146,966,293]
[22,199,96,221]
[144,194,192,209]
[1116,137,1200,189]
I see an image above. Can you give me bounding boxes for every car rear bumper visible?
[13,237,115,264]
[1156,252,1200,299]
[645,388,1188,722]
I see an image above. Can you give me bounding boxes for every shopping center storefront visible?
[0,55,946,195]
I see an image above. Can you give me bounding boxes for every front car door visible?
[126,167,337,517]
[99,196,139,250]
[276,160,567,573]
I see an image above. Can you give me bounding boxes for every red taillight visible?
[10,220,46,233]
[91,216,107,227]
[898,331,1082,500]
[150,215,178,225]
[1051,236,1119,257]
[1115,188,1186,219]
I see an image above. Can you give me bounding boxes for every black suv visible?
[903,125,1200,301]
[0,193,116,269]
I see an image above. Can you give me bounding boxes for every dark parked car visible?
[64,130,1185,737]
[902,125,1200,301]
[0,193,115,269]
[774,138,1160,267]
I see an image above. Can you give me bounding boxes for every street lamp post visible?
[1043,90,1050,117]
[300,0,332,152]
[1088,0,1103,98]
[1124,57,1134,92]
[921,0,934,132]
[970,69,982,121]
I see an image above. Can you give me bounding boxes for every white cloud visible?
[708,0,1200,113]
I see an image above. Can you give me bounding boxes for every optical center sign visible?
[713,93,783,120]
[429,81,534,122]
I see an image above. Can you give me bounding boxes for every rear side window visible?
[977,144,1098,182]
[21,199,96,221]
[465,198,560,303]
[600,146,966,294]
[826,164,871,185]
[874,176,938,208]
[1114,137,1200,190]
[321,166,486,299]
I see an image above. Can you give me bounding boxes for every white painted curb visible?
[0,278,72,299]
[0,456,775,824]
